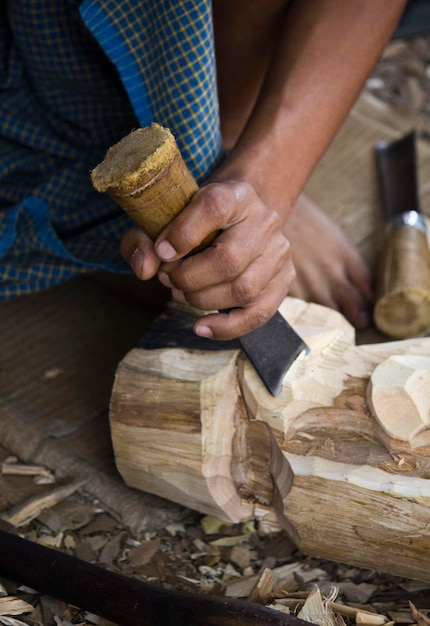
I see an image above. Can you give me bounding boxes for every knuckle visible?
[214,246,240,280]
[250,307,273,331]
[229,179,254,203]
[200,184,230,224]
[289,263,297,284]
[174,223,198,251]
[276,237,291,263]
[275,236,294,271]
[168,267,195,292]
[182,291,203,310]
[231,275,259,306]
[266,207,281,229]
[201,180,253,223]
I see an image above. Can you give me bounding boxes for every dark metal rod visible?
[0,529,310,626]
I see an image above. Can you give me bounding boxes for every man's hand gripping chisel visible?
[91,123,308,396]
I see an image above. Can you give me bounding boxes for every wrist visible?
[208,129,303,222]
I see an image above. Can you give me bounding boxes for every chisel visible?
[373,130,430,339]
[91,123,308,396]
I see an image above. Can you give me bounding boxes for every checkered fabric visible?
[0,0,222,299]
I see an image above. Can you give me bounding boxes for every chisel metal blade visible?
[375,130,422,220]
[139,305,308,397]
[238,311,309,396]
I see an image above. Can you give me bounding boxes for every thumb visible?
[121,226,161,280]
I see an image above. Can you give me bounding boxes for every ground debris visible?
[0,597,33,618]
[369,34,430,136]
[1,457,430,626]
[410,602,430,626]
[1,459,55,484]
[0,481,86,528]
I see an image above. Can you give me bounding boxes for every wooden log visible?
[110,298,430,582]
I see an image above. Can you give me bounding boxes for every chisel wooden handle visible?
[374,217,430,339]
[91,123,215,251]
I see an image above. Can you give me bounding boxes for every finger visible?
[288,278,308,302]
[296,264,372,330]
[193,268,294,340]
[289,257,340,311]
[346,256,374,304]
[120,226,160,280]
[334,278,372,330]
[160,211,286,294]
[154,181,253,262]
[180,244,293,312]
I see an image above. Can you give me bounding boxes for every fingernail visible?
[130,248,144,276]
[195,325,214,338]
[158,272,173,288]
[156,240,177,261]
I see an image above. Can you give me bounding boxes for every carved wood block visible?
[110,298,430,581]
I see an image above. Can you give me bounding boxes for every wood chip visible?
[248,568,277,604]
[229,544,255,570]
[330,601,387,622]
[387,611,416,624]
[409,603,430,626]
[165,523,186,535]
[1,461,54,481]
[87,535,109,553]
[406,76,425,109]
[356,612,387,626]
[54,617,74,626]
[63,534,76,550]
[0,481,86,527]
[298,586,343,626]
[38,499,94,532]
[98,532,125,566]
[40,595,75,624]
[74,541,96,563]
[0,617,31,626]
[128,538,161,568]
[225,561,327,598]
[0,597,34,617]
[382,41,408,59]
[201,516,234,535]
[209,534,251,547]
[268,603,291,614]
[37,532,64,548]
[79,514,118,535]
[337,581,378,604]
[401,581,430,593]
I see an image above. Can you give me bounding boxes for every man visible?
[0,1,407,339]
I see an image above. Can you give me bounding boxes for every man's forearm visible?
[216,0,407,218]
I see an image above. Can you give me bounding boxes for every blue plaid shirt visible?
[0,0,222,298]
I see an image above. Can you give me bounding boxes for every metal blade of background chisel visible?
[375,130,420,218]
